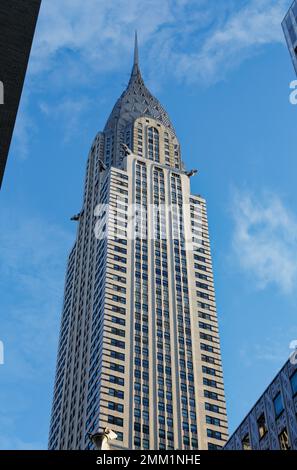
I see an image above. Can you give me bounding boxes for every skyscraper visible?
[282,0,297,75]
[48,34,228,451]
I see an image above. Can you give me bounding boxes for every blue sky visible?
[1,0,297,449]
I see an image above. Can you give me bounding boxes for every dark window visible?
[208,443,222,450]
[204,390,218,400]
[207,429,222,440]
[117,432,123,441]
[205,402,219,413]
[108,415,123,427]
[108,401,124,412]
[109,388,124,399]
[273,392,284,418]
[206,415,220,426]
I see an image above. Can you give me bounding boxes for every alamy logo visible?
[0,340,4,365]
[0,81,4,105]
[289,80,297,105]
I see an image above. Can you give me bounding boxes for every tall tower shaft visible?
[49,35,228,451]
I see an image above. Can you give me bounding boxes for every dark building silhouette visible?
[0,0,41,188]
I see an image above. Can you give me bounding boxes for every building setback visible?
[224,359,297,450]
[48,34,228,451]
[282,0,297,75]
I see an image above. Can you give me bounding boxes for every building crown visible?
[104,32,176,136]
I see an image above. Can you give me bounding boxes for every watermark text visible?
[289,80,297,105]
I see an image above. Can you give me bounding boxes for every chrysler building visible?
[48,34,228,450]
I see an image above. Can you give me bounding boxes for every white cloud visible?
[231,189,297,293]
[18,0,290,156]
[29,0,289,85]
[173,0,288,84]
[31,0,176,75]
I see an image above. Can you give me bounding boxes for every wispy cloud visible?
[231,189,297,293]
[31,0,175,76]
[18,0,289,151]
[239,337,293,367]
[172,0,289,84]
[39,97,91,142]
[29,0,288,85]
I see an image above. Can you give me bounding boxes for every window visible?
[109,375,124,386]
[108,401,124,412]
[147,127,159,162]
[183,436,190,446]
[205,402,219,413]
[110,350,125,361]
[111,316,126,326]
[257,413,267,439]
[207,429,222,440]
[208,443,222,450]
[110,362,124,373]
[279,427,291,450]
[199,321,212,331]
[202,366,216,376]
[111,327,125,337]
[203,377,218,388]
[206,416,220,426]
[109,388,124,399]
[204,390,218,400]
[108,415,123,427]
[110,338,125,349]
[273,392,284,418]
[143,439,149,449]
[117,432,123,442]
[241,433,251,450]
[290,370,297,396]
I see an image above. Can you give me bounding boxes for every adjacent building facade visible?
[0,0,41,188]
[282,0,297,75]
[224,359,297,450]
[48,35,228,451]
